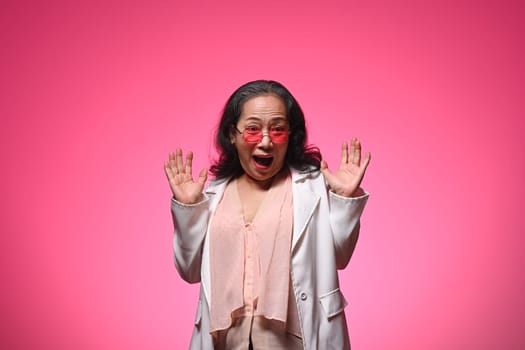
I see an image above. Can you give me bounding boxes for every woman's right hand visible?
[164,148,208,204]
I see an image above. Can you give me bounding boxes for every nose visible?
[257,132,272,147]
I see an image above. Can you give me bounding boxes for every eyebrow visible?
[244,116,288,123]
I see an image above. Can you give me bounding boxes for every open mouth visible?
[253,155,274,167]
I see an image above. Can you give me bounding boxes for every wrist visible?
[334,187,364,198]
[172,193,205,205]
[350,187,365,197]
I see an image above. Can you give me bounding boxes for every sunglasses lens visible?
[240,128,289,143]
[269,130,288,143]
[243,131,262,143]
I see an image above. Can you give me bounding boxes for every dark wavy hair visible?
[210,80,321,179]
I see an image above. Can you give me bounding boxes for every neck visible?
[239,173,276,191]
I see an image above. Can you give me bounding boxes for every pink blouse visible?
[209,170,300,338]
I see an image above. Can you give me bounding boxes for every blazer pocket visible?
[319,288,348,319]
[194,300,202,326]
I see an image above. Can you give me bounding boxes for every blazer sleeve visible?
[171,196,211,283]
[329,190,369,269]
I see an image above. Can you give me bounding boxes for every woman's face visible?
[230,94,289,185]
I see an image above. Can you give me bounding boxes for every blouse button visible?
[300,292,307,301]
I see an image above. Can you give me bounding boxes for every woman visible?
[164,80,371,349]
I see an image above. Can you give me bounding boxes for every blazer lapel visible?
[201,177,229,305]
[291,168,320,251]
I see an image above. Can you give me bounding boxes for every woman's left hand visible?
[321,138,371,197]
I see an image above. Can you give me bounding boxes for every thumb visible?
[320,160,334,189]
[197,168,208,186]
[320,159,329,174]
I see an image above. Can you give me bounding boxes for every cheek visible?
[236,143,254,157]
[277,144,289,160]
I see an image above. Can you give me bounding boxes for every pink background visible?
[1,0,524,349]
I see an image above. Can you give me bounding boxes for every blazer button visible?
[300,292,307,301]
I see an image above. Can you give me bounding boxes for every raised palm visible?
[321,138,371,197]
[164,148,208,204]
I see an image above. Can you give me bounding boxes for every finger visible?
[164,161,177,181]
[361,151,371,170]
[348,139,355,163]
[197,168,208,186]
[168,152,178,174]
[176,148,184,172]
[185,151,193,175]
[353,138,361,165]
[340,142,349,166]
[164,161,172,178]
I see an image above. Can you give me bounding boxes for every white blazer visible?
[171,167,369,350]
